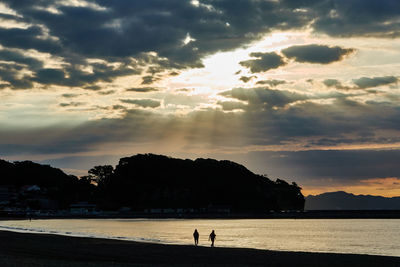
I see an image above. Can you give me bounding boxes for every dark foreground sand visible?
[0,230,399,267]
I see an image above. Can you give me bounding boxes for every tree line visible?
[0,154,304,212]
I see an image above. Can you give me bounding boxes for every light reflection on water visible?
[0,218,399,257]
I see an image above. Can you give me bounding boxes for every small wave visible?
[0,225,40,233]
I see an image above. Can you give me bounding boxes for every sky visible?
[1,0,400,197]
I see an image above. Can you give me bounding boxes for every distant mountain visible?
[305,191,400,210]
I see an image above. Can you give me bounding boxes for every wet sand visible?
[0,230,398,266]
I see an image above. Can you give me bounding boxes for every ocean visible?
[0,218,399,257]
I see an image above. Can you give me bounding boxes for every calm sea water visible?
[0,218,399,257]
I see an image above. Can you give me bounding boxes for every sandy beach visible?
[0,230,399,266]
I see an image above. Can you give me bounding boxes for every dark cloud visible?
[0,59,140,90]
[141,75,160,85]
[0,63,33,89]
[239,52,286,73]
[246,98,400,146]
[83,85,102,91]
[277,150,400,181]
[169,71,180,76]
[0,0,398,89]
[323,76,399,90]
[97,90,116,95]
[311,0,400,38]
[323,79,354,90]
[239,75,256,83]
[61,93,80,98]
[0,26,61,54]
[282,44,355,64]
[230,149,400,187]
[353,76,398,89]
[120,98,161,108]
[59,102,86,107]
[126,87,159,93]
[112,104,127,110]
[32,64,140,88]
[0,49,43,70]
[240,44,354,73]
[256,79,286,87]
[324,79,341,88]
[34,68,65,84]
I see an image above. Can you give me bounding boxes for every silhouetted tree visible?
[88,165,114,187]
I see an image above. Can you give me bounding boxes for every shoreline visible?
[2,209,400,220]
[1,230,399,266]
[0,226,397,258]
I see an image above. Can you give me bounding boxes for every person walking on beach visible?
[209,230,216,247]
[193,229,199,246]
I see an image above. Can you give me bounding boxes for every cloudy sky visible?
[1,0,400,196]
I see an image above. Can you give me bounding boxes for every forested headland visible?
[0,154,304,214]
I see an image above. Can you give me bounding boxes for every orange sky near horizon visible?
[302,177,400,197]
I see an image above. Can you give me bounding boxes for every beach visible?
[0,230,399,266]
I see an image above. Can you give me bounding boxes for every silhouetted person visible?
[193,229,199,245]
[209,230,216,247]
